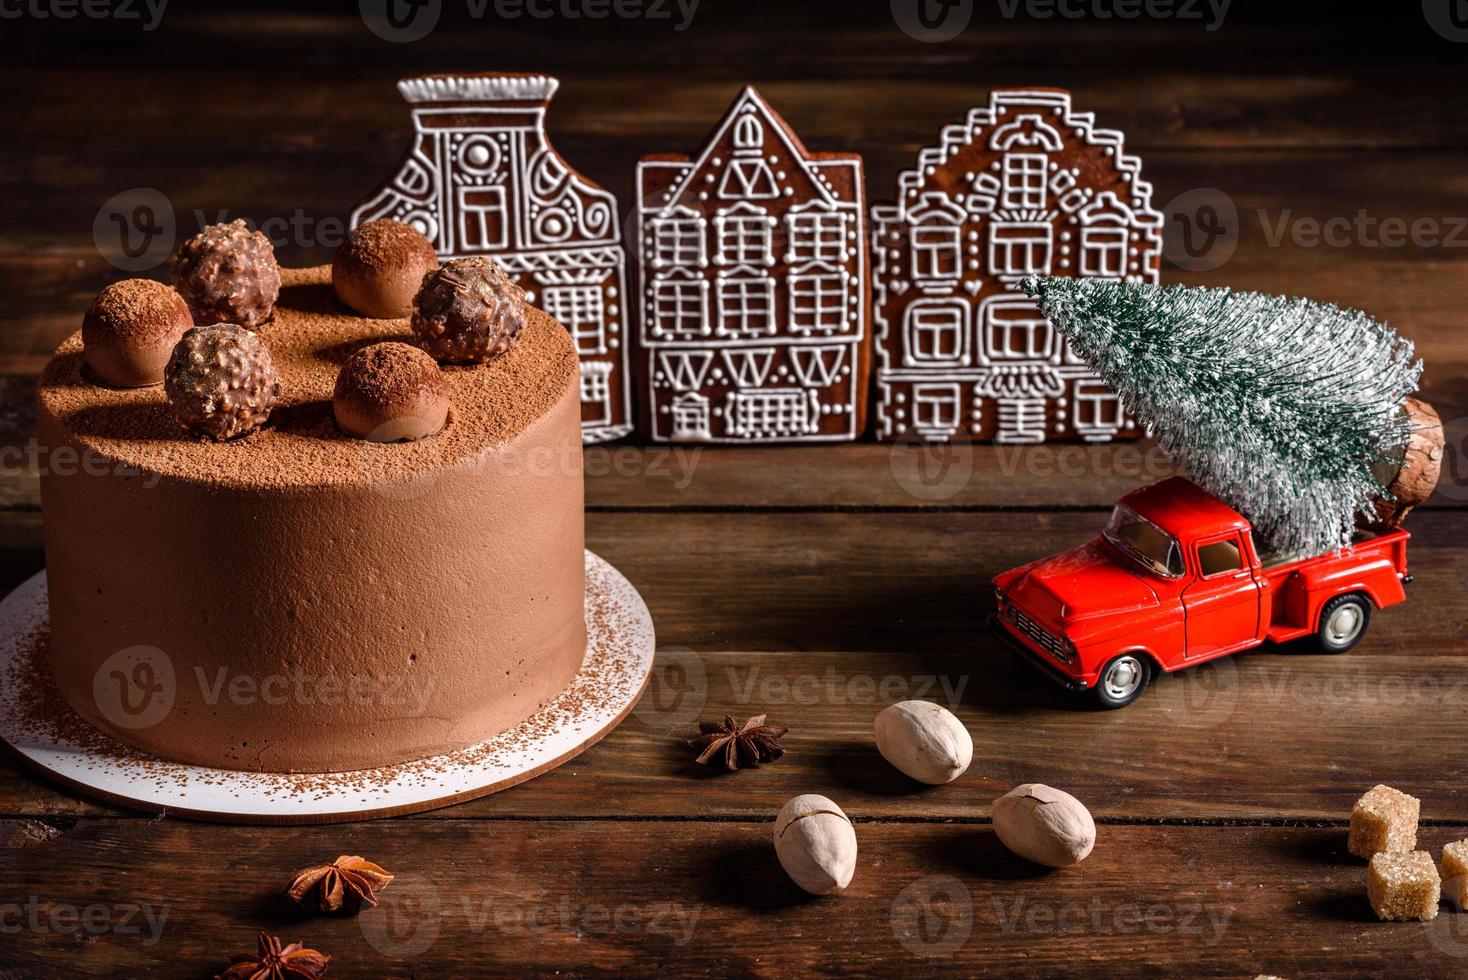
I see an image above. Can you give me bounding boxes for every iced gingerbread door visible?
[352,73,633,443]
[871,88,1164,445]
[635,87,871,443]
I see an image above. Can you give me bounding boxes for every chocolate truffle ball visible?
[81,279,193,387]
[172,219,281,330]
[411,257,526,363]
[333,219,439,319]
[333,342,450,443]
[164,324,281,441]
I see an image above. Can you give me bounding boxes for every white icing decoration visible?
[871,89,1163,445]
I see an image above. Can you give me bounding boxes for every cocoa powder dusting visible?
[336,342,443,412]
[38,266,579,491]
[83,279,192,344]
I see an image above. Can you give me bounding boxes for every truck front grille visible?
[1007,605,1071,664]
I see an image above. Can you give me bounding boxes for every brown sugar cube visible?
[1443,840,1468,909]
[1367,851,1440,921]
[1348,784,1419,859]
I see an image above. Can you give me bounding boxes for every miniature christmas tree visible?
[1021,276,1425,556]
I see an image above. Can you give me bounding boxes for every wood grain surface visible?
[2,2,1466,976]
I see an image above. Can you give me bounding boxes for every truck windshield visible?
[1104,505,1185,579]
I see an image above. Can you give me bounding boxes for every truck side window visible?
[1198,538,1244,577]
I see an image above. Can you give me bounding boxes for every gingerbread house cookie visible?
[635,87,871,443]
[872,88,1163,444]
[351,73,633,443]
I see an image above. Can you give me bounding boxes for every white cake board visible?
[0,550,654,825]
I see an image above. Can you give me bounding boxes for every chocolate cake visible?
[36,265,586,773]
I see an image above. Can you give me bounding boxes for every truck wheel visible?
[1318,593,1372,653]
[1092,654,1150,709]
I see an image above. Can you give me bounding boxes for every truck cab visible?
[992,477,1410,708]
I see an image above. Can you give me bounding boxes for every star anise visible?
[216,932,330,980]
[691,714,789,770]
[286,854,394,913]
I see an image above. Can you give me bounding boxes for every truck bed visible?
[1257,526,1410,642]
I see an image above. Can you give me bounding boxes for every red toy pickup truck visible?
[992,477,1411,708]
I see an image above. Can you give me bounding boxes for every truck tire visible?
[1092,653,1151,709]
[1317,593,1372,653]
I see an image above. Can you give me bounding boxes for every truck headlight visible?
[1062,637,1078,664]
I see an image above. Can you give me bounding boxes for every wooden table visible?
[3,4,1467,976]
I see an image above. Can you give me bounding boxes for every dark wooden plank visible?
[4,818,1467,978]
[2,4,1464,155]
[5,149,1467,377]
[0,510,1459,654]
[0,510,1462,821]
[12,649,1467,824]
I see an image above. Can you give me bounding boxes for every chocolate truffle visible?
[333,342,450,443]
[412,257,526,363]
[172,219,281,330]
[164,324,281,441]
[333,219,439,319]
[81,279,193,387]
